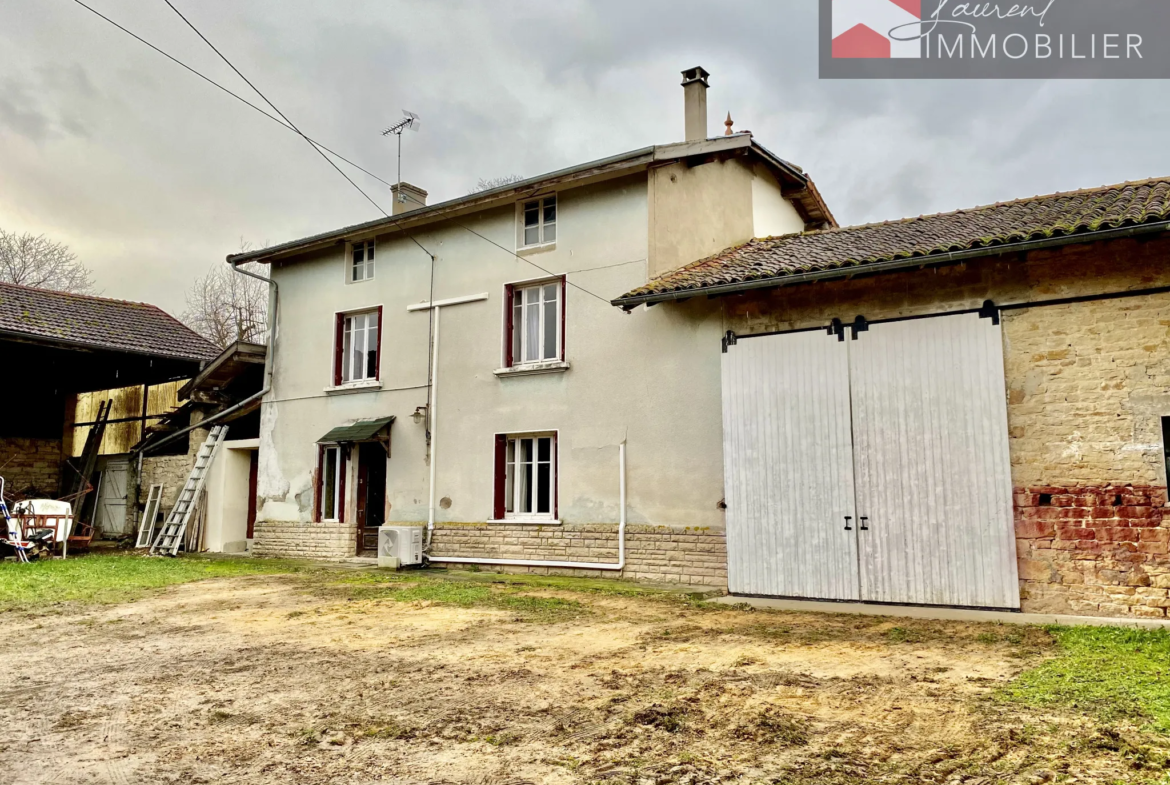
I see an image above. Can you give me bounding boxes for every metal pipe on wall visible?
[428,441,627,572]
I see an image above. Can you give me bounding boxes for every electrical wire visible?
[158,0,443,258]
[71,0,619,304]
[68,0,401,193]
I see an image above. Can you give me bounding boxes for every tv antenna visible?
[382,110,421,205]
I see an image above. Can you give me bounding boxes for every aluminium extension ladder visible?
[150,426,228,556]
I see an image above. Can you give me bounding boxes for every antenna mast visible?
[382,110,421,205]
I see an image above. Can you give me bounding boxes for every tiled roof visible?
[0,282,218,362]
[615,178,1170,305]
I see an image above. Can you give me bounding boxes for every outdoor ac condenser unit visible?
[378,525,423,568]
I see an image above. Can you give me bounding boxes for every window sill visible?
[488,518,561,526]
[516,242,556,256]
[323,380,382,395]
[494,360,570,378]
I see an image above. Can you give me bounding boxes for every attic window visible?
[519,196,556,248]
[351,241,375,282]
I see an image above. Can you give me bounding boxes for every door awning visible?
[317,416,395,444]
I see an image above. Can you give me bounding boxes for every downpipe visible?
[136,260,278,456]
[427,441,627,572]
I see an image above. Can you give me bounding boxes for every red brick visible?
[1056,523,1096,540]
[1016,519,1056,539]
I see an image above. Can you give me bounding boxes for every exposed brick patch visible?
[431,523,728,587]
[1016,485,1170,617]
[0,437,63,497]
[252,520,358,559]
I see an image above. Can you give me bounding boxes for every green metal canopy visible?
[317,416,395,444]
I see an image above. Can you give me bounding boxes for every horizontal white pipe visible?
[407,292,488,311]
[428,442,627,572]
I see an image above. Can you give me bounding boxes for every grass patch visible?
[1001,626,1170,733]
[0,553,304,613]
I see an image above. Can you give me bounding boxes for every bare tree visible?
[470,174,525,193]
[0,229,96,294]
[182,241,269,349]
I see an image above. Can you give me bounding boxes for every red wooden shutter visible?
[493,433,507,520]
[314,444,324,522]
[560,276,567,361]
[333,313,345,386]
[374,305,384,380]
[504,284,514,368]
[553,432,559,519]
[338,446,348,523]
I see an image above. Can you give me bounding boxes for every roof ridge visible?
[0,279,166,311]
[776,175,1170,240]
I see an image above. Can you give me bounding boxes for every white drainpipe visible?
[428,441,627,572]
[426,306,441,546]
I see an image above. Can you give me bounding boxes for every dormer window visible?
[519,196,556,248]
[351,241,375,282]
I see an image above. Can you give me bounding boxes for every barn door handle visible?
[844,516,853,531]
[859,516,869,531]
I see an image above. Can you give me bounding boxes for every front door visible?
[355,442,386,555]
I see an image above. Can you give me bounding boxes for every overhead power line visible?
[70,0,619,304]
[158,0,444,261]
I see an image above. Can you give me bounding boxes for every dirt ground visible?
[0,569,1163,784]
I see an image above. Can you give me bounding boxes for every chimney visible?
[391,182,428,215]
[680,66,710,142]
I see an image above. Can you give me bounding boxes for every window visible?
[351,241,375,282]
[519,196,556,248]
[506,278,563,366]
[334,308,382,385]
[318,445,344,521]
[493,432,557,521]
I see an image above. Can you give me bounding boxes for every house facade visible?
[235,69,831,585]
[234,67,1170,620]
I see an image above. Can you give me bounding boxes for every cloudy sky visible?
[3,0,1169,316]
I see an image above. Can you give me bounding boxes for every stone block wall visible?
[0,437,63,497]
[431,523,727,587]
[251,519,357,559]
[1016,485,1170,618]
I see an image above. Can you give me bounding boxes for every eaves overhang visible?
[610,220,1170,310]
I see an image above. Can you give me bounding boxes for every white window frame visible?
[350,240,375,283]
[508,277,563,367]
[321,445,342,522]
[340,309,380,384]
[517,195,556,250]
[503,431,557,522]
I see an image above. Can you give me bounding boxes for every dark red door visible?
[246,451,259,539]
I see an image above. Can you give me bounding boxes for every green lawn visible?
[1002,625,1170,734]
[0,553,303,613]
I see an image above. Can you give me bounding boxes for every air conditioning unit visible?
[378,525,423,568]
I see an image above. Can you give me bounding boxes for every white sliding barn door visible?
[848,313,1019,609]
[721,330,859,600]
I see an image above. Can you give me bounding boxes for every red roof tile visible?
[615,177,1170,305]
[0,282,218,362]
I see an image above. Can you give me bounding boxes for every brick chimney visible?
[681,66,710,142]
[391,182,428,215]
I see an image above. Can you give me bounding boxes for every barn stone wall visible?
[0,437,63,497]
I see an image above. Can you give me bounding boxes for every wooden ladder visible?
[150,426,228,556]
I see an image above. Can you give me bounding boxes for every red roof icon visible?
[832,23,892,59]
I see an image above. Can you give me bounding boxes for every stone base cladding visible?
[0,437,62,497]
[252,520,357,559]
[1016,485,1170,618]
[430,523,728,587]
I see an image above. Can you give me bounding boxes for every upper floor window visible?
[351,241,375,282]
[506,278,564,367]
[519,196,556,248]
[334,308,382,385]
